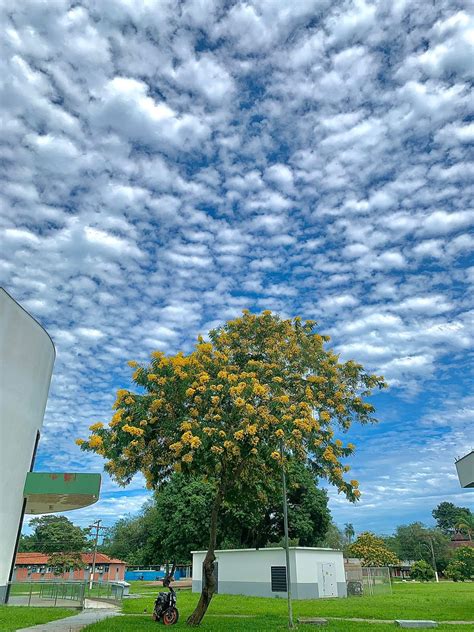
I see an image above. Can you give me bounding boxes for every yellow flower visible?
[250,448,258,455]
[270,451,280,460]
[335,439,343,447]
[320,411,331,422]
[223,440,234,449]
[182,453,193,463]
[75,438,85,446]
[190,408,199,418]
[173,463,182,472]
[246,424,257,435]
[170,442,183,453]
[180,421,193,431]
[186,388,195,397]
[89,422,103,431]
[124,396,135,405]
[148,373,158,382]
[234,430,244,441]
[122,425,144,437]
[89,435,103,448]
[275,429,284,438]
[211,446,224,454]
[350,479,359,488]
[190,436,202,449]
[353,489,361,498]
[277,395,290,404]
[273,376,283,383]
[235,397,245,407]
[128,360,138,368]
[181,431,193,444]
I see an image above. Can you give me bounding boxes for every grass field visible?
[0,606,74,631]
[82,581,473,630]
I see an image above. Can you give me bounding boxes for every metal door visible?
[318,562,337,597]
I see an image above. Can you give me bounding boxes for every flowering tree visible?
[349,532,399,567]
[77,311,385,625]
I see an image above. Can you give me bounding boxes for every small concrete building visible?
[192,547,346,599]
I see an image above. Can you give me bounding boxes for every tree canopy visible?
[387,522,451,572]
[349,532,399,567]
[78,311,386,625]
[103,465,331,564]
[19,515,90,554]
[432,502,472,535]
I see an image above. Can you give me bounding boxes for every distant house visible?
[13,552,126,582]
[449,533,474,550]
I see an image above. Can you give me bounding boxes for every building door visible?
[318,562,337,598]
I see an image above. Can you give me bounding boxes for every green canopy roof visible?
[23,472,101,514]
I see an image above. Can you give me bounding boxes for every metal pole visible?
[428,538,439,583]
[280,441,294,629]
[89,519,102,590]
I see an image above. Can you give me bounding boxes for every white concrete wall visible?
[0,289,55,601]
[294,548,345,584]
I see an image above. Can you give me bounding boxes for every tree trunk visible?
[187,483,224,626]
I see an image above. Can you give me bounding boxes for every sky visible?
[1,0,473,539]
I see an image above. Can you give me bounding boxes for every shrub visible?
[445,546,474,582]
[410,560,435,581]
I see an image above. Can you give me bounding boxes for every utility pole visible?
[88,520,107,589]
[280,441,294,629]
[427,538,439,583]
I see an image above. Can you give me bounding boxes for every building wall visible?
[13,564,126,582]
[0,290,55,603]
[192,548,346,600]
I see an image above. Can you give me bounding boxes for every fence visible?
[346,566,392,597]
[7,580,125,608]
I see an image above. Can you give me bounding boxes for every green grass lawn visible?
[0,606,75,631]
[82,581,473,630]
[120,582,474,621]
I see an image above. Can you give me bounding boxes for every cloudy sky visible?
[1,0,473,538]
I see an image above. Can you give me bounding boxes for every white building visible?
[0,289,100,603]
[0,289,56,603]
[192,547,347,600]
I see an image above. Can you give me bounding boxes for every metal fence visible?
[7,580,125,608]
[346,566,392,597]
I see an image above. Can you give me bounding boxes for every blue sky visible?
[1,0,472,538]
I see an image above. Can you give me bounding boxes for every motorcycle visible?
[152,577,179,625]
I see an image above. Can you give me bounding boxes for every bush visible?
[410,560,435,581]
[445,547,474,582]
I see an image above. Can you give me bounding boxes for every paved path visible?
[17,608,119,631]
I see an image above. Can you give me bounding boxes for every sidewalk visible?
[17,608,119,631]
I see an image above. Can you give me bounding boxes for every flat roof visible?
[192,547,342,554]
[24,472,101,514]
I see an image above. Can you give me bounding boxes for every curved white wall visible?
[0,289,55,601]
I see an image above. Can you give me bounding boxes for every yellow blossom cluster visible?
[122,424,144,437]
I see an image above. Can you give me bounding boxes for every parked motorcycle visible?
[152,577,179,625]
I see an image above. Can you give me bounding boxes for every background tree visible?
[456,514,474,541]
[320,522,345,550]
[432,502,472,536]
[48,551,85,576]
[103,466,331,565]
[410,560,435,582]
[20,516,90,554]
[445,547,474,582]
[344,523,355,545]
[349,532,399,567]
[101,511,151,565]
[78,311,385,625]
[388,522,452,572]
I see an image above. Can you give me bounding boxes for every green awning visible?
[23,472,101,514]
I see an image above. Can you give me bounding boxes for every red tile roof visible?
[15,552,126,565]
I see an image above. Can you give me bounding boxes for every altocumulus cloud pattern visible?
[1,0,473,532]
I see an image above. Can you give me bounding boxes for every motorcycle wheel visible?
[163,607,179,625]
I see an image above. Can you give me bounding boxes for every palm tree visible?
[456,514,474,541]
[344,523,355,545]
